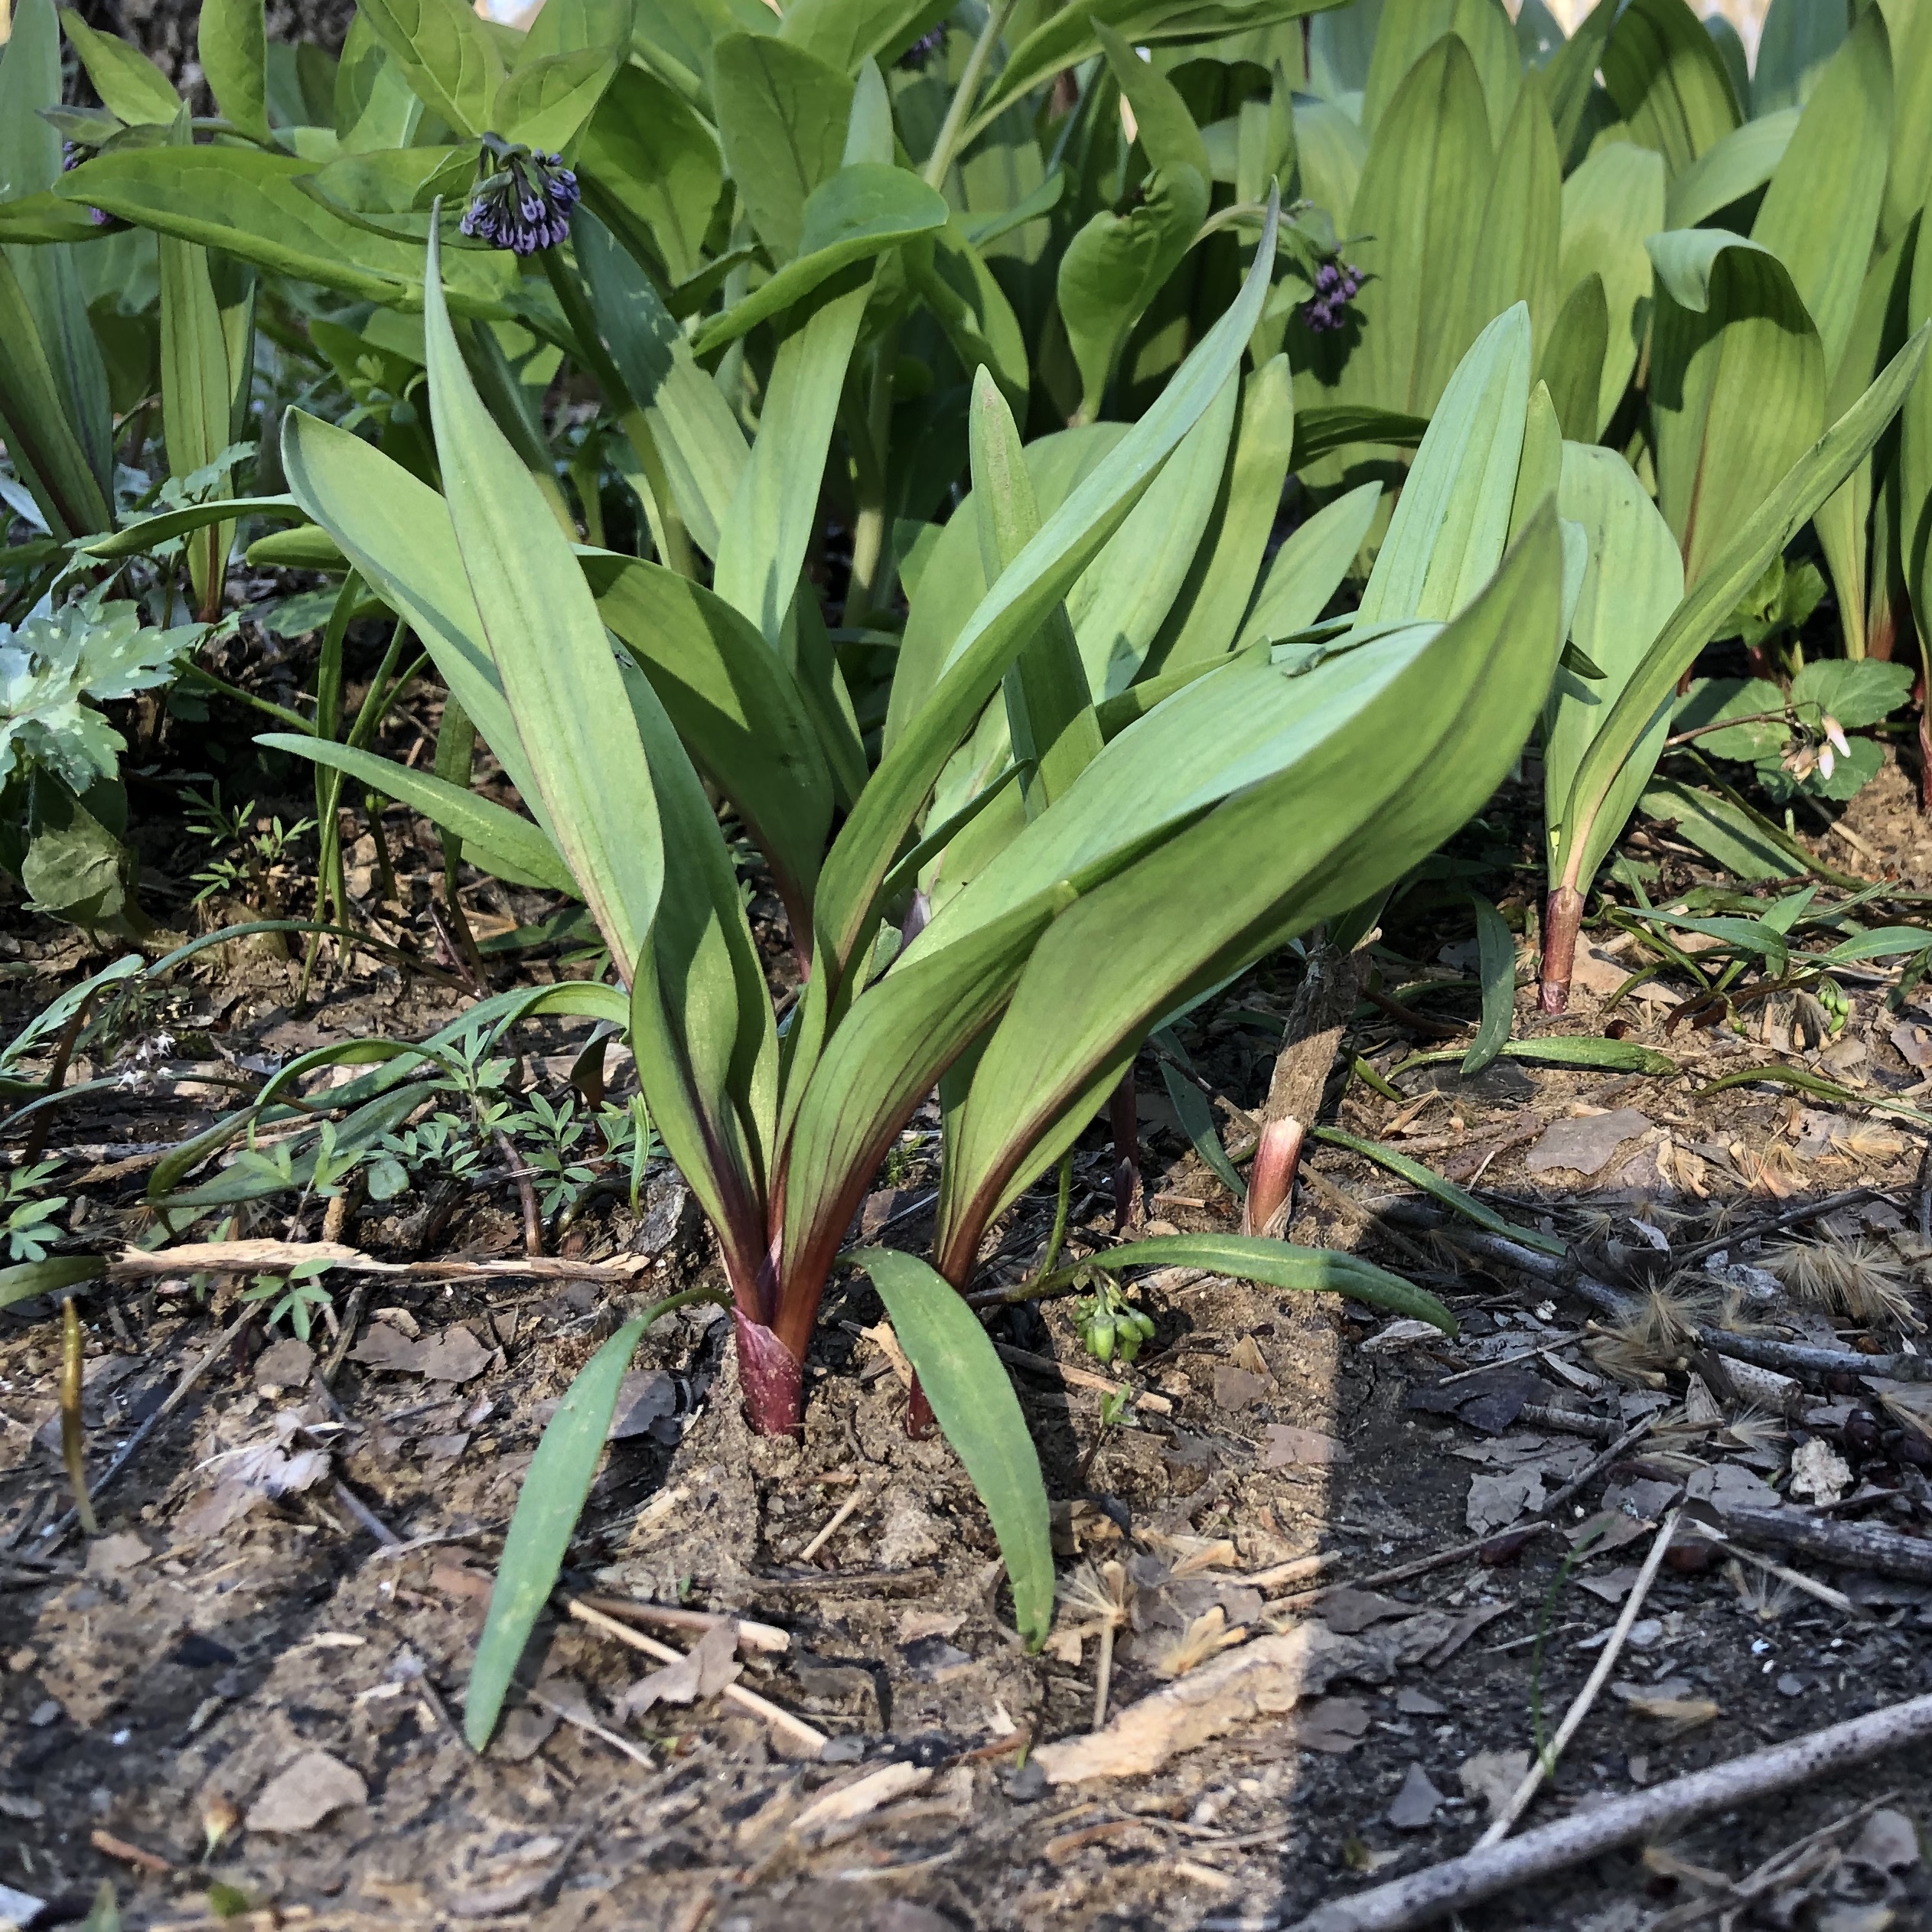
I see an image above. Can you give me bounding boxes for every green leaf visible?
[0,1254,105,1312]
[1289,404,1428,471]
[1235,480,1380,650]
[198,0,270,142]
[1673,676,1787,761]
[1601,0,1740,178]
[424,226,666,973]
[1755,0,1847,116]
[1158,1060,1247,1201]
[1791,656,1911,731]
[710,33,854,261]
[1537,273,1608,444]
[692,163,948,353]
[1150,353,1296,673]
[354,0,503,136]
[255,733,575,893]
[1751,8,1891,382]
[79,496,307,558]
[1357,303,1530,628]
[1095,20,1211,184]
[1461,894,1515,1074]
[1074,1232,1458,1335]
[1341,33,1494,418]
[1543,442,1684,894]
[778,0,949,73]
[711,278,871,647]
[467,1311,643,1747]
[909,221,1031,414]
[1397,1035,1678,1078]
[575,63,721,285]
[1664,108,1798,231]
[1311,1126,1565,1257]
[1638,777,1808,881]
[59,8,180,123]
[1460,77,1559,367]
[1816,924,1932,966]
[1360,0,1520,148]
[1647,232,1826,590]
[0,249,112,539]
[1558,141,1666,439]
[497,44,624,154]
[575,213,746,559]
[1057,164,1209,424]
[59,145,516,311]
[849,1246,1053,1647]
[583,552,834,924]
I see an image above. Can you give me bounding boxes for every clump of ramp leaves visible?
[259,188,1587,1741]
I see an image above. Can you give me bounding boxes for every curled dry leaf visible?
[1457,1748,1530,1819]
[614,1622,741,1719]
[244,1750,367,1835]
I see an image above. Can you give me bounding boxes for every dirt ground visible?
[6,762,1932,1931]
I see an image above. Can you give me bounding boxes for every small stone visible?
[1626,1618,1663,1649]
[28,1701,60,1728]
[1777,1673,1805,1698]
[1386,1761,1445,1831]
[245,1750,367,1834]
[1790,1436,1853,1504]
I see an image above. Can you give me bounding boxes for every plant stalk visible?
[60,1296,97,1535]
[1537,885,1585,1014]
[922,0,1020,191]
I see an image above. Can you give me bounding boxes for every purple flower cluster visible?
[898,24,946,69]
[1302,258,1362,334]
[61,139,115,227]
[460,142,580,257]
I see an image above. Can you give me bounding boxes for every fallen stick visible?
[992,1341,1175,1416]
[574,1594,790,1654]
[106,1239,664,1285]
[1477,1509,1680,1846]
[1286,1689,1932,1932]
[1535,1416,1655,1520]
[1713,1504,1932,1584]
[1671,1187,1884,1266]
[1699,1329,1932,1386]
[565,1598,827,1758]
[1266,1523,1552,1614]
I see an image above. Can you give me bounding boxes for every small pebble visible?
[1777,1674,1805,1698]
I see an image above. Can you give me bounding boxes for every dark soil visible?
[5,760,1932,1930]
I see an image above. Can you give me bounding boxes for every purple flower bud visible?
[462,141,581,257]
[1302,255,1361,334]
[898,24,946,70]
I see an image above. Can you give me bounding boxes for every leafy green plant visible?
[0,1157,68,1262]
[241,1256,335,1341]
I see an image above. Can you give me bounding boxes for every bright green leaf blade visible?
[1235,480,1380,650]
[1816,926,1932,966]
[497,43,624,152]
[256,733,577,894]
[59,7,180,122]
[80,495,306,557]
[198,0,271,142]
[1158,1061,1247,1201]
[1083,1233,1457,1336]
[1312,1126,1565,1258]
[423,223,663,976]
[1664,108,1797,231]
[849,1246,1053,1647]
[1289,404,1427,471]
[0,1255,106,1313]
[1638,777,1812,882]
[1601,0,1740,177]
[356,0,503,135]
[1461,894,1515,1075]
[1558,140,1666,438]
[710,32,853,261]
[1397,1035,1677,1079]
[467,1315,646,1748]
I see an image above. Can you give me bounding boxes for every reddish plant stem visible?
[1537,885,1583,1015]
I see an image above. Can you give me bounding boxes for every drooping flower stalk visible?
[461,134,580,256]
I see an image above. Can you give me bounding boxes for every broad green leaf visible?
[1357,304,1530,629]
[1751,8,1891,380]
[1515,0,1563,67]
[576,213,746,559]
[1291,96,1367,232]
[1234,479,1380,649]
[59,8,180,122]
[157,122,236,617]
[423,225,663,977]
[81,495,307,555]
[1396,1035,1677,1078]
[1542,0,1617,164]
[59,146,517,312]
[1461,894,1515,1075]
[1075,1232,1457,1334]
[711,33,854,260]
[1461,78,1559,365]
[1360,0,1520,147]
[0,1255,106,1313]
[1096,20,1212,184]
[1756,0,1848,116]
[1792,656,1911,731]
[1544,442,1683,894]
[1664,108,1798,232]
[1538,274,1608,443]
[1675,675,1788,761]
[692,163,949,353]
[583,552,834,926]
[1559,142,1666,440]
[1647,232,1826,588]
[712,279,871,646]
[1149,353,1295,673]
[910,222,1031,413]
[575,64,722,285]
[1601,0,1740,178]
[931,505,1567,1259]
[1158,1060,1248,1200]
[1341,33,1494,419]
[1706,13,1750,117]
[813,198,1285,989]
[779,0,949,73]
[256,734,575,893]
[1057,165,1209,424]
[1560,332,1929,895]
[495,44,624,153]
[851,1247,1053,1647]
[1882,0,1932,246]
[0,249,112,539]
[199,0,271,142]
[1639,777,1811,881]
[1908,216,1932,647]
[1311,1126,1565,1257]
[1817,924,1932,966]
[356,0,503,136]
[467,1311,647,1748]
[1289,403,1427,471]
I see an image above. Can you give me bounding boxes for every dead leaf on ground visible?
[1525,1109,1651,1177]
[1465,1470,1545,1536]
[1318,1588,1412,1636]
[1033,1621,1373,1784]
[1457,1748,1529,1819]
[1579,1565,1643,1604]
[1611,1679,1721,1730]
[350,1323,491,1383]
[1282,1695,1370,1754]
[253,1337,314,1389]
[1213,1363,1271,1409]
[83,1532,149,1581]
[1386,1761,1445,1830]
[1262,1425,1349,1467]
[614,1622,741,1719]
[245,1751,367,1834]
